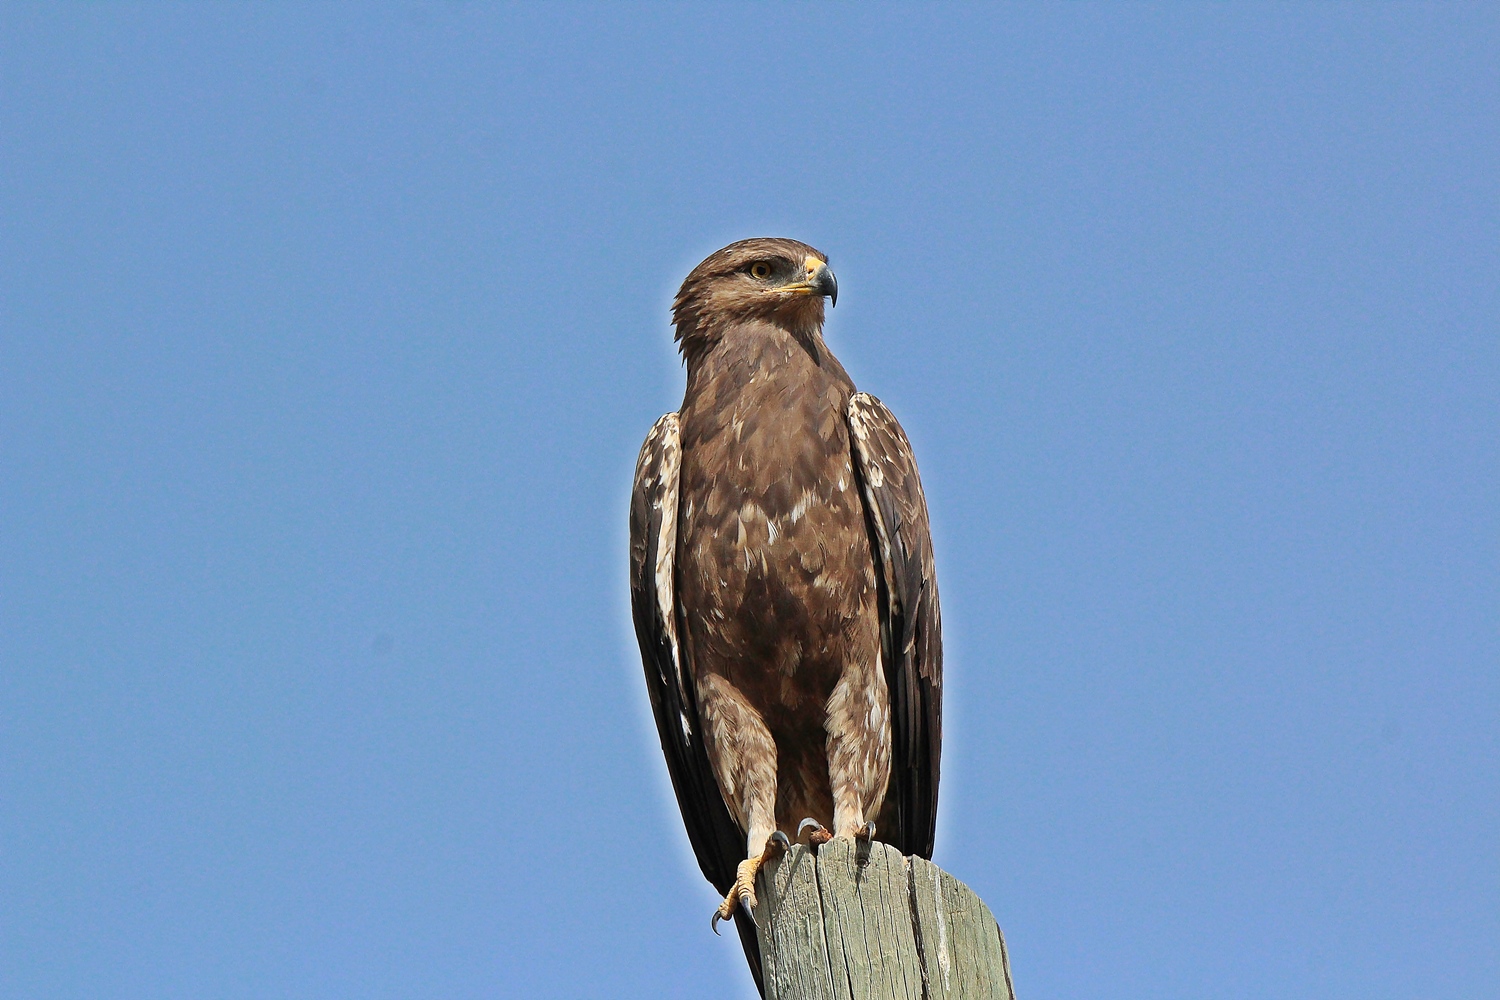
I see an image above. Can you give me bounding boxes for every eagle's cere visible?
[629,239,942,994]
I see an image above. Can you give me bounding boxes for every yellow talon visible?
[710,832,791,933]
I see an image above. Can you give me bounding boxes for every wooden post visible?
[752,839,1017,1000]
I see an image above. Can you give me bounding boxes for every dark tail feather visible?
[733,910,765,997]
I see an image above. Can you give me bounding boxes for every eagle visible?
[629,238,942,992]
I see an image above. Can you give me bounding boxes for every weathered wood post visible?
[752,838,1017,1000]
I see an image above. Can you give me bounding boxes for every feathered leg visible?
[697,674,787,929]
[825,660,893,839]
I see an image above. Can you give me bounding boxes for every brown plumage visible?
[629,239,942,993]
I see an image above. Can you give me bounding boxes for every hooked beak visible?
[777,256,838,307]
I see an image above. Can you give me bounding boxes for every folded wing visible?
[847,392,944,859]
[628,413,764,993]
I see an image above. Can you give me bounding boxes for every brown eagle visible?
[629,238,942,991]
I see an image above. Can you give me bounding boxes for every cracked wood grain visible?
[752,840,1015,1000]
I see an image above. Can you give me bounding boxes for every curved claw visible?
[769,830,792,852]
[857,820,877,841]
[739,894,757,926]
[711,910,724,936]
[797,817,833,847]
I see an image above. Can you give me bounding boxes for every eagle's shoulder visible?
[847,391,914,495]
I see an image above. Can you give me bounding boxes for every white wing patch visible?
[848,396,887,489]
[645,413,688,720]
[848,393,899,616]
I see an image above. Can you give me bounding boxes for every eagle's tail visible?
[732,910,765,997]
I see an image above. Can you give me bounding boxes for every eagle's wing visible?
[847,392,944,860]
[628,413,764,993]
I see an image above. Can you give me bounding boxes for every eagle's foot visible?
[855,820,876,842]
[710,831,790,935]
[797,817,833,847]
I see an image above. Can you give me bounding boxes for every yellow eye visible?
[749,262,772,279]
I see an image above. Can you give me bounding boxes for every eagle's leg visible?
[697,674,783,928]
[825,664,893,840]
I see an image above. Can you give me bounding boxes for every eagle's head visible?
[672,238,838,361]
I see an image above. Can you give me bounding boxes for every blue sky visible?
[1,4,1495,998]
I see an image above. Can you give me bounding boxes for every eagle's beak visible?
[814,260,838,308]
[779,256,838,307]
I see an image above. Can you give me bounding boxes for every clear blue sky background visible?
[1,5,1495,998]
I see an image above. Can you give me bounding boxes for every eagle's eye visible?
[748,262,773,280]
